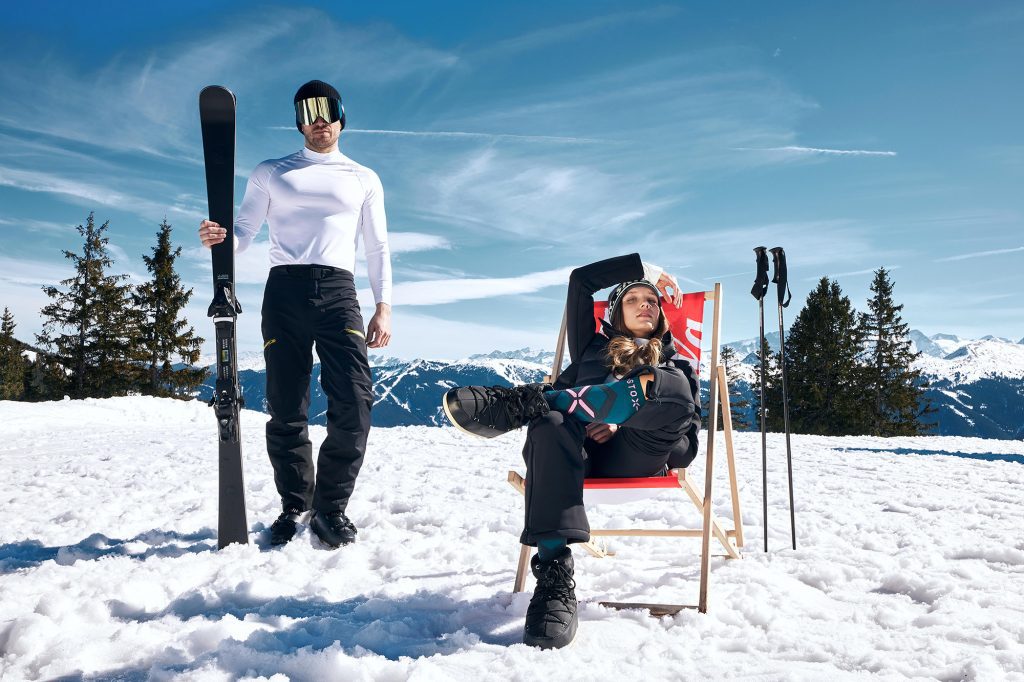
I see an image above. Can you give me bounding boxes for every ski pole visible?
[751,246,770,552]
[769,246,796,551]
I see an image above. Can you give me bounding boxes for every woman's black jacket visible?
[552,253,702,468]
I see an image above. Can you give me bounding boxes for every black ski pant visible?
[519,366,697,546]
[261,265,373,515]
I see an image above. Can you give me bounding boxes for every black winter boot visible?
[310,510,358,548]
[442,383,550,438]
[523,547,578,649]
[269,507,305,546]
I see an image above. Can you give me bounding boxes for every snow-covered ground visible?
[1,398,1023,681]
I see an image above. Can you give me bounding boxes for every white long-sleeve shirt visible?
[234,147,392,305]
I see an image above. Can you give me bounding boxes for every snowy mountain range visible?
[197,331,1024,440]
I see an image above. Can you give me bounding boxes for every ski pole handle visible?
[751,246,769,301]
[769,246,792,308]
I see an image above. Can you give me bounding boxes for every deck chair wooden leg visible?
[698,445,715,612]
[682,476,740,560]
[698,283,723,614]
[513,543,531,593]
[717,363,745,549]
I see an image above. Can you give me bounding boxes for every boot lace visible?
[274,508,302,525]
[533,561,577,609]
[324,511,355,532]
[467,385,547,429]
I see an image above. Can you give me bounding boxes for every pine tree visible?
[860,268,934,435]
[133,219,206,398]
[36,213,145,398]
[0,307,26,400]
[750,337,784,432]
[23,353,67,402]
[719,346,751,431]
[784,278,869,436]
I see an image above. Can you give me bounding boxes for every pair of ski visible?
[199,86,248,549]
[751,247,796,552]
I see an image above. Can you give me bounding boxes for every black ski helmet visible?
[293,80,346,131]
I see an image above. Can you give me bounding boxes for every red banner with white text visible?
[593,291,705,370]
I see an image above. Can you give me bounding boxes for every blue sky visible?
[1,1,1022,360]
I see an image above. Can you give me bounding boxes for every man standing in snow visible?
[198,80,391,548]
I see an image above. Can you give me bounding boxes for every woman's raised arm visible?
[564,253,646,361]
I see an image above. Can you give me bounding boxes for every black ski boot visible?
[310,510,358,548]
[523,547,578,649]
[269,508,305,546]
[442,383,550,438]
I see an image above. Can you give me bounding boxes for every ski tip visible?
[199,85,236,103]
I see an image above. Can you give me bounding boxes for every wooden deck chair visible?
[507,283,743,614]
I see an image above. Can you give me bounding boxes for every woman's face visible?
[619,286,661,338]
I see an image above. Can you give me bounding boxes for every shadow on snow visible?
[0,528,216,573]
[839,446,1023,465]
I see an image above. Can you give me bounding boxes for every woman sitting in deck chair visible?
[442,253,701,649]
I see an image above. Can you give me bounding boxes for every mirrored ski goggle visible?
[295,97,342,126]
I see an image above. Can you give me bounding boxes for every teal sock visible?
[544,375,648,424]
[538,537,567,561]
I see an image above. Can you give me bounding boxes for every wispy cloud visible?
[359,266,574,306]
[415,147,681,245]
[734,146,897,157]
[339,128,603,144]
[934,246,1024,262]
[0,167,135,208]
[0,166,192,221]
[390,264,470,282]
[0,217,73,234]
[475,6,680,59]
[446,60,812,142]
[436,49,821,187]
[630,219,889,271]
[183,231,451,286]
[386,232,451,254]
[904,210,1021,230]
[808,265,902,281]
[0,256,76,343]
[0,8,458,160]
[703,271,751,281]
[0,256,73,288]
[368,310,559,360]
[270,126,603,144]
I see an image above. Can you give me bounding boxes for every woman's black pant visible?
[519,367,696,546]
[261,265,373,515]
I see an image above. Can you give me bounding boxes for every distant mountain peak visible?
[923,336,1024,382]
[198,350,265,372]
[464,347,555,365]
